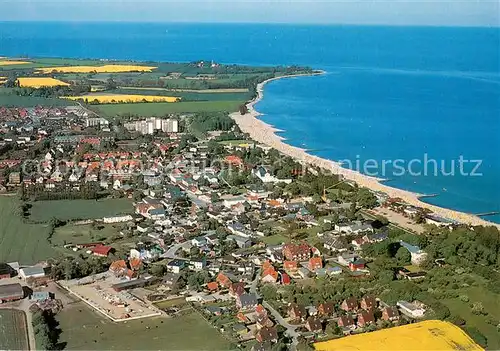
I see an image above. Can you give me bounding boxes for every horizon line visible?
[0,20,498,29]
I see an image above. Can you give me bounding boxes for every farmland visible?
[28,198,133,222]
[17,77,70,88]
[0,196,56,264]
[37,64,158,74]
[314,320,482,351]
[57,302,231,350]
[0,60,30,66]
[96,100,243,117]
[0,309,30,351]
[63,94,179,104]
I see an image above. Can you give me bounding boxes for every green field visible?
[57,302,231,350]
[443,286,500,349]
[0,196,56,264]
[51,223,121,246]
[0,309,30,351]
[96,100,243,117]
[28,198,133,222]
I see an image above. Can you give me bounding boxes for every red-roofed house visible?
[283,261,298,272]
[282,242,311,261]
[91,245,113,257]
[281,272,291,285]
[216,272,232,288]
[207,282,219,291]
[308,257,323,271]
[225,155,243,167]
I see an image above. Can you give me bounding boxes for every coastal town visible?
[0,57,498,351]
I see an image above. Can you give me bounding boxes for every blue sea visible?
[1,22,499,222]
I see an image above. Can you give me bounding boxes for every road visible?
[163,240,192,260]
[249,268,300,349]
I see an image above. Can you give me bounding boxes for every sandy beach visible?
[230,72,500,229]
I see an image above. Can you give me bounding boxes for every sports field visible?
[57,302,231,350]
[28,198,133,222]
[0,309,30,351]
[0,196,56,264]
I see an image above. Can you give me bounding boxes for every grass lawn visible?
[442,286,500,349]
[261,234,288,246]
[28,198,133,222]
[153,297,187,309]
[0,309,29,351]
[57,302,231,350]
[51,223,121,246]
[95,100,243,117]
[0,196,56,264]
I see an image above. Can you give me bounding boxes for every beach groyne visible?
[230,72,500,229]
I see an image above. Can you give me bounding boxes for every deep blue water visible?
[1,22,499,222]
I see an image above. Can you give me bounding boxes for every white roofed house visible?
[335,221,374,234]
[252,166,292,184]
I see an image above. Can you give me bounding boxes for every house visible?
[308,257,323,271]
[190,258,206,271]
[327,266,343,276]
[252,166,292,184]
[216,272,232,288]
[357,310,375,327]
[206,306,224,316]
[287,303,307,321]
[397,300,426,318]
[349,258,366,271]
[167,259,186,274]
[337,315,356,329]
[360,295,377,311]
[90,245,113,257]
[281,272,291,285]
[261,267,278,284]
[0,283,24,302]
[229,282,246,297]
[206,282,219,292]
[323,237,348,252]
[256,314,275,328]
[283,260,298,272]
[305,316,323,333]
[19,267,45,280]
[255,327,278,343]
[109,260,128,277]
[282,242,311,261]
[227,235,252,249]
[191,236,207,247]
[236,293,258,310]
[399,241,428,265]
[341,297,358,312]
[382,306,400,322]
[335,221,373,234]
[317,302,335,316]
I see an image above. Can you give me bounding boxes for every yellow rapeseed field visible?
[37,65,157,74]
[314,320,483,351]
[0,60,31,66]
[17,77,70,88]
[63,94,179,104]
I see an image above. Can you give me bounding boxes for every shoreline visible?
[230,71,500,229]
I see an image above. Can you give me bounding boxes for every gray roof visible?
[238,293,258,307]
[20,267,45,276]
[0,283,24,299]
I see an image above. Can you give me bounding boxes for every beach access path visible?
[230,72,500,230]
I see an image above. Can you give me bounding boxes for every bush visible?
[464,327,487,347]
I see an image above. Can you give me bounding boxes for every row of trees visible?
[32,308,61,350]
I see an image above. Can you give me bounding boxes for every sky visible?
[1,0,499,26]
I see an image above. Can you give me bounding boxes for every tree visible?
[464,327,487,347]
[395,247,411,265]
